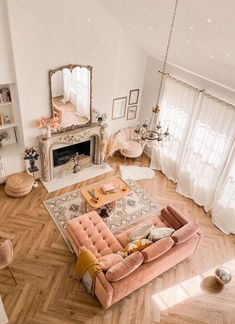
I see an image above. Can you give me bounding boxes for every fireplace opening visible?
[53,140,91,167]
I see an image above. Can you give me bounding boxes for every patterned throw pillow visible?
[123,239,152,255]
[128,224,154,242]
[148,227,175,242]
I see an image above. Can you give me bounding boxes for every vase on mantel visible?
[46,126,51,138]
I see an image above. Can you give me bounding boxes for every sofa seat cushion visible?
[106,251,144,282]
[120,141,143,158]
[172,222,200,244]
[142,237,175,263]
[98,253,124,271]
[66,211,122,258]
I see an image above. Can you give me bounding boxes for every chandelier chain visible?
[135,1,179,143]
[155,0,179,107]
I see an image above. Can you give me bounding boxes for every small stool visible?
[5,172,34,197]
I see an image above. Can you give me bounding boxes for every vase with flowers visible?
[24,147,39,187]
[96,113,108,125]
[36,116,59,139]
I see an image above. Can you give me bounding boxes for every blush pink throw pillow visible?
[98,253,124,271]
[105,251,144,282]
[142,237,174,263]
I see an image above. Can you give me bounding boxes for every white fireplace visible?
[39,123,106,182]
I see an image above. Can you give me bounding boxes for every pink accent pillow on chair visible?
[105,252,144,282]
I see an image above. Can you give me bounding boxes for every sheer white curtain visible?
[150,77,199,182]
[61,68,72,104]
[212,143,235,234]
[177,95,235,211]
[71,67,90,118]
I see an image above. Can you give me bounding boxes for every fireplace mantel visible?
[38,123,106,182]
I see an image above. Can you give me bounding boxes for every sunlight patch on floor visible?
[151,258,235,321]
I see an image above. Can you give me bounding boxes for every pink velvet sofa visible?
[66,205,202,309]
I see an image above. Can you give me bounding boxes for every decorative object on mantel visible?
[36,116,59,140]
[24,147,39,188]
[0,131,9,147]
[5,172,34,197]
[94,111,108,125]
[135,0,179,144]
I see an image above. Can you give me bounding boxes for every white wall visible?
[0,0,15,84]
[7,0,147,145]
[140,56,235,124]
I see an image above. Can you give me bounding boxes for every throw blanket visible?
[75,247,102,295]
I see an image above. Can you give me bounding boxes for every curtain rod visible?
[158,71,235,109]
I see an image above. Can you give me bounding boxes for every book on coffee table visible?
[101,183,118,193]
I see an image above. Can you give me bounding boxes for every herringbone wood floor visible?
[0,154,235,324]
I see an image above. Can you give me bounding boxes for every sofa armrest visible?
[95,272,113,309]
[172,222,200,244]
[161,205,190,229]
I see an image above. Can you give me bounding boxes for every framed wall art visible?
[112,97,127,120]
[128,89,139,105]
[127,105,137,120]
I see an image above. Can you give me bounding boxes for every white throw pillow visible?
[129,224,154,242]
[148,227,175,242]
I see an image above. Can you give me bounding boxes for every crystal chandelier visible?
[135,0,179,144]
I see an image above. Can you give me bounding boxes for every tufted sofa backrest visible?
[66,211,123,258]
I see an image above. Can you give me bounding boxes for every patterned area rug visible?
[43,179,160,251]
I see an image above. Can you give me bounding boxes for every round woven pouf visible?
[5,172,34,197]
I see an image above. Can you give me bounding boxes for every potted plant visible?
[96,113,108,125]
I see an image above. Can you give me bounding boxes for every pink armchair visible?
[109,127,144,162]
[0,240,17,285]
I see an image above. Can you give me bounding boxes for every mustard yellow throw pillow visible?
[123,239,152,255]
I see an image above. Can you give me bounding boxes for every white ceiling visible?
[99,0,235,91]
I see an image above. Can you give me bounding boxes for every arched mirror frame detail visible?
[49,64,93,133]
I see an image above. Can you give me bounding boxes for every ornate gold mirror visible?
[49,64,92,131]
